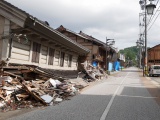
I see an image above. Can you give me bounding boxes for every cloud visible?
[5,0,160,50]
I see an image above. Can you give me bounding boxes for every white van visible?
[149,65,160,77]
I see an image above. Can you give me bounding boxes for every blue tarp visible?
[92,61,98,67]
[108,62,113,71]
[114,61,120,71]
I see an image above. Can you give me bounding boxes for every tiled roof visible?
[79,31,105,45]
[57,25,88,39]
[57,25,117,52]
[2,0,90,54]
[57,25,106,46]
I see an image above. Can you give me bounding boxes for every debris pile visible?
[0,60,107,112]
[0,62,82,112]
[80,61,108,82]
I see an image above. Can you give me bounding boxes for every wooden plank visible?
[12,47,30,56]
[64,60,68,67]
[41,45,48,51]
[41,50,47,55]
[72,56,78,59]
[41,54,47,60]
[78,42,92,46]
[13,37,30,45]
[54,59,59,62]
[22,83,47,105]
[92,45,99,54]
[72,64,77,67]
[13,40,30,50]
[54,51,60,66]
[11,52,29,61]
[54,62,59,66]
[72,58,77,62]
[55,53,60,57]
[85,46,93,50]
[55,50,60,54]
[41,59,47,64]
[41,46,48,61]
[54,55,59,65]
[77,39,85,43]
[3,71,24,81]
[70,36,76,40]
[9,58,29,64]
[72,60,77,63]
[64,55,68,61]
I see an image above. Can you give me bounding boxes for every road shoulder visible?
[140,74,160,106]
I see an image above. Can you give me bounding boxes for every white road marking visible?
[117,94,158,99]
[100,72,129,120]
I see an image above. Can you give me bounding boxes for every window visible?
[60,52,65,67]
[48,48,55,65]
[68,55,72,67]
[32,42,41,63]
[154,66,160,69]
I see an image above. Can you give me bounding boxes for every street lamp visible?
[139,0,156,76]
[106,37,115,71]
[146,2,156,15]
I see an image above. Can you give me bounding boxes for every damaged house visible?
[0,0,91,111]
[0,0,90,79]
[57,25,118,79]
[0,0,118,112]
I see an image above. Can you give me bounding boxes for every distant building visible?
[118,53,125,68]
[148,44,160,66]
[119,53,125,62]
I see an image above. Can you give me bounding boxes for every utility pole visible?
[144,0,147,76]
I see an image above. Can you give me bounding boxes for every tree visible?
[119,46,139,66]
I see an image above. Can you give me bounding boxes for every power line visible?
[147,0,160,25]
[147,6,160,25]
[147,0,160,30]
[140,0,160,32]
[148,11,160,31]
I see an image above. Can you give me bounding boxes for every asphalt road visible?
[149,76,160,84]
[8,67,160,120]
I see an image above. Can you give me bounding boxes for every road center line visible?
[100,72,130,120]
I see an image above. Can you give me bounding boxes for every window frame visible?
[32,42,41,63]
[60,52,65,67]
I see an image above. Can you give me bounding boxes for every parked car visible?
[149,65,160,77]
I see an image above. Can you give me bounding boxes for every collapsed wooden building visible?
[57,25,118,72]
[0,0,91,77]
[0,0,117,112]
[0,0,90,112]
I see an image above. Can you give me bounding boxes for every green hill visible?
[119,46,139,66]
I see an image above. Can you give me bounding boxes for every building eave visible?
[25,17,90,55]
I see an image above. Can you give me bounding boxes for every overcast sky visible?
[5,0,160,50]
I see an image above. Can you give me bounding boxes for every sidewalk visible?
[145,77,160,88]
[138,68,160,88]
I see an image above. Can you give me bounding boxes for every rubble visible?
[0,62,81,112]
[0,60,107,112]
[81,61,108,82]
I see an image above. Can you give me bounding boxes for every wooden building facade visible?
[148,44,160,66]
[57,25,117,70]
[0,0,89,71]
